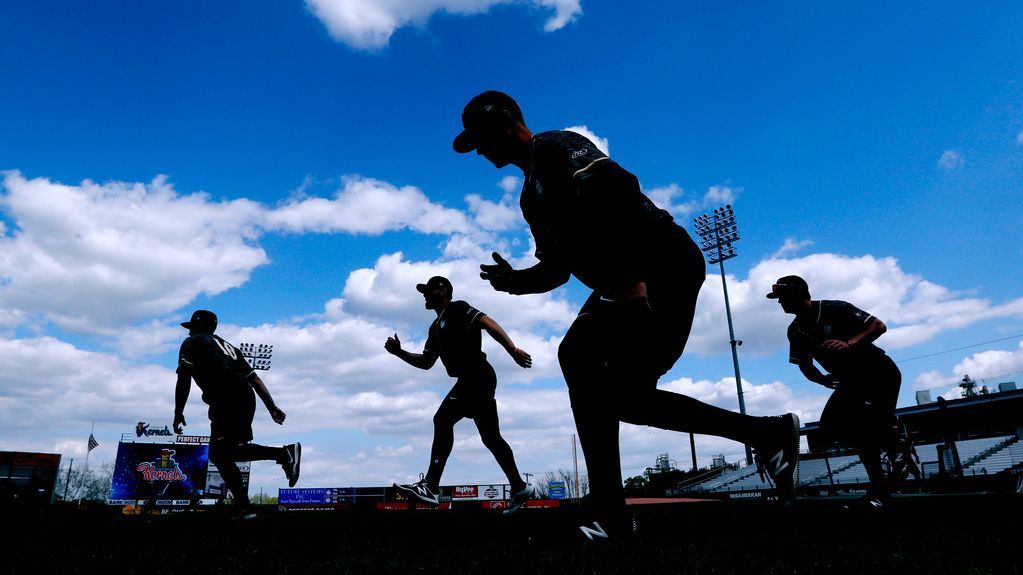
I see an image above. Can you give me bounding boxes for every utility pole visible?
[62,458,74,502]
[695,205,752,465]
[689,433,698,471]
[572,434,580,498]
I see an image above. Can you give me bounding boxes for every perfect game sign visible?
[109,442,208,505]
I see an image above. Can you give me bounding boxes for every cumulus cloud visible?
[685,248,1023,358]
[266,176,470,235]
[0,172,474,334]
[563,125,609,155]
[938,150,964,170]
[771,238,814,259]
[306,0,582,50]
[645,183,740,218]
[466,193,518,232]
[0,172,268,333]
[914,341,1023,397]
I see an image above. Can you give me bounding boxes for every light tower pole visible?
[238,342,273,503]
[694,205,752,465]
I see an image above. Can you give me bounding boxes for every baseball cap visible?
[416,276,453,295]
[181,309,218,332]
[452,91,525,153]
[766,275,810,299]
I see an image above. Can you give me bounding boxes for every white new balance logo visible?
[579,521,608,541]
[770,450,789,473]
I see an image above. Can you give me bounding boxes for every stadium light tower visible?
[694,205,752,465]
[239,343,274,371]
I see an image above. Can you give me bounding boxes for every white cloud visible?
[938,150,964,170]
[0,172,474,335]
[686,248,1023,358]
[1017,130,1023,145]
[498,176,521,193]
[266,176,471,235]
[306,0,582,50]
[0,172,268,333]
[645,184,740,218]
[563,125,609,156]
[465,192,518,231]
[771,238,814,259]
[914,341,1023,395]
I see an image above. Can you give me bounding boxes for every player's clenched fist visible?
[385,333,402,355]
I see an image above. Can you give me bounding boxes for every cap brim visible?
[766,292,780,299]
[180,321,193,329]
[452,129,477,153]
[416,284,428,293]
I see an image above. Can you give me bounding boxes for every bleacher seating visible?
[678,435,1023,493]
[965,437,1022,475]
[685,464,758,492]
[956,436,1012,466]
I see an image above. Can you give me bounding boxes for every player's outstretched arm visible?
[478,315,532,369]
[480,252,569,295]
[797,356,838,389]
[251,374,286,424]
[385,333,438,370]
[173,372,191,433]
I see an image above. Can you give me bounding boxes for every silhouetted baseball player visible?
[767,276,903,506]
[173,310,300,518]
[386,276,536,514]
[454,91,800,539]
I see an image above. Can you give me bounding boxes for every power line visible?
[893,333,1023,364]
[761,333,1023,389]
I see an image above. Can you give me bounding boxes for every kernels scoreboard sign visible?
[109,442,209,505]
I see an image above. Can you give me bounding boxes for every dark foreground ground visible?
[5,494,1020,574]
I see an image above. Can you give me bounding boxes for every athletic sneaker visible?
[753,413,800,502]
[393,473,439,505]
[502,484,537,515]
[283,443,302,488]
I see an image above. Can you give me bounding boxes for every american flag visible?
[87,433,99,452]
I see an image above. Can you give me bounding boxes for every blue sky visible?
[2,1,1022,493]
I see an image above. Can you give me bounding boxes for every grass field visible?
[6,494,1021,574]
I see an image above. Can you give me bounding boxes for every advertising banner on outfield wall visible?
[448,484,507,501]
[278,487,355,504]
[109,442,208,505]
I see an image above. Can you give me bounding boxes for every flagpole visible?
[78,421,95,505]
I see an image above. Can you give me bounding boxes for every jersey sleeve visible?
[176,338,195,375]
[463,301,486,329]
[831,300,876,336]
[787,323,810,365]
[232,347,256,380]
[423,325,439,359]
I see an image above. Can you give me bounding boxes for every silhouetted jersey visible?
[521,130,687,294]
[177,333,256,407]
[424,300,487,378]
[787,300,885,375]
